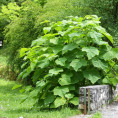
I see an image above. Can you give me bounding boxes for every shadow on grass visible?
[0,83,20,95]
[5,107,63,115]
[5,108,32,114]
[4,103,78,114]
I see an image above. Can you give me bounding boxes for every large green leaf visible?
[30,61,37,71]
[49,68,63,76]
[58,73,73,86]
[102,48,118,60]
[75,51,85,58]
[69,97,79,105]
[43,27,51,34]
[102,77,111,85]
[65,93,74,99]
[18,69,27,79]
[50,37,59,44]
[55,26,62,32]
[92,58,108,72]
[54,97,66,108]
[53,86,69,97]
[68,32,81,38]
[83,68,101,84]
[114,65,118,72]
[22,67,32,79]
[89,31,108,45]
[36,80,46,87]
[52,45,62,54]
[95,26,113,44]
[103,32,113,44]
[38,60,49,68]
[62,43,78,54]
[20,48,29,57]
[89,31,102,43]
[44,93,56,105]
[32,69,42,83]
[70,59,87,71]
[48,54,58,61]
[29,89,39,98]
[82,47,99,60]
[21,61,28,69]
[55,57,67,66]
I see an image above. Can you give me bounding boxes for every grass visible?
[0,79,81,118]
[90,112,102,118]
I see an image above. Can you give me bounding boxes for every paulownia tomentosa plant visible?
[17,15,118,109]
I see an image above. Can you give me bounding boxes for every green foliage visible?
[0,2,21,20]
[2,0,49,72]
[18,15,118,109]
[0,0,26,40]
[83,69,101,84]
[79,0,118,47]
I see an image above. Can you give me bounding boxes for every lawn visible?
[0,79,81,118]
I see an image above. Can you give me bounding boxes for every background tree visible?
[79,0,118,47]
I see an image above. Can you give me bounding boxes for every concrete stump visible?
[79,85,113,113]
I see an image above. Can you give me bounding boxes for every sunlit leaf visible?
[69,97,79,105]
[70,59,87,71]
[55,57,67,66]
[53,86,69,97]
[62,43,78,54]
[83,68,101,84]
[54,97,66,108]
[82,47,99,60]
[49,68,63,76]
[58,73,73,86]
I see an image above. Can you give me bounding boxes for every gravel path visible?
[99,101,118,118]
[71,101,118,118]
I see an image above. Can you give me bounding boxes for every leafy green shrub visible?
[18,15,118,109]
